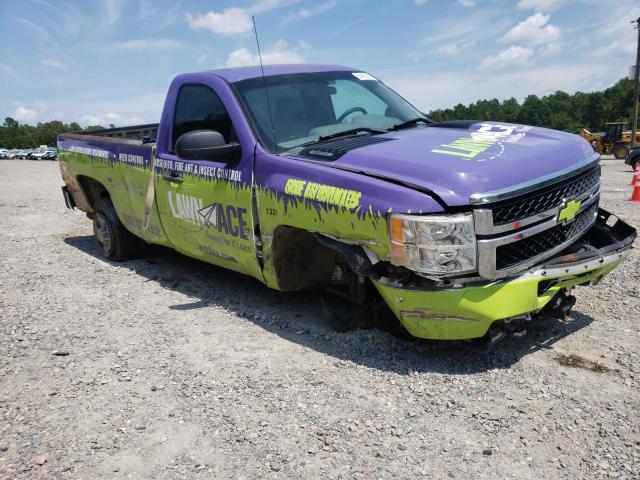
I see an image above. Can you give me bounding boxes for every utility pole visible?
[632,16,640,147]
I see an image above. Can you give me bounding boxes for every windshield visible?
[233,71,424,153]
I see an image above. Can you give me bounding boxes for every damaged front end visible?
[372,208,636,342]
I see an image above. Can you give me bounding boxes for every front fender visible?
[254,151,444,289]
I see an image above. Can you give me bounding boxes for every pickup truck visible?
[58,64,636,345]
[626,145,640,171]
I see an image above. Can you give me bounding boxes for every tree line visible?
[0,118,106,149]
[0,77,635,148]
[427,77,635,133]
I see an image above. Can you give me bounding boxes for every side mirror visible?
[175,130,241,164]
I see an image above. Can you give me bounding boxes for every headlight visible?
[388,213,477,276]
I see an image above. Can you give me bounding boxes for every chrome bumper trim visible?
[477,198,599,280]
[519,249,629,280]
[377,245,629,291]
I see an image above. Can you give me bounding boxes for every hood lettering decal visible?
[431,123,531,162]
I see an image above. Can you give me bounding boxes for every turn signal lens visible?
[389,216,404,242]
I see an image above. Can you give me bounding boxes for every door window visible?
[172,84,235,148]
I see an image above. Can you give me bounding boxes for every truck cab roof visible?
[186,64,355,83]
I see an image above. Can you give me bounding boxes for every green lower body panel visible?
[373,256,624,340]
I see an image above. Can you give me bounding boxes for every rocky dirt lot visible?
[0,158,639,479]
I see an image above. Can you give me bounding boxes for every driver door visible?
[154,82,261,279]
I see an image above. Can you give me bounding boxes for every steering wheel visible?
[338,106,368,123]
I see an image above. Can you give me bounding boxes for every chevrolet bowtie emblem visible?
[558,199,581,223]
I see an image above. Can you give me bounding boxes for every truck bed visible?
[74,123,158,144]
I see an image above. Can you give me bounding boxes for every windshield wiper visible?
[387,117,431,132]
[289,127,386,150]
[317,127,386,141]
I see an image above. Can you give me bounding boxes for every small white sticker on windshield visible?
[352,72,376,81]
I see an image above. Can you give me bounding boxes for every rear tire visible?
[93,196,141,261]
[613,144,628,160]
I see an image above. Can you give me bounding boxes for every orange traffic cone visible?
[630,165,639,186]
[630,180,640,202]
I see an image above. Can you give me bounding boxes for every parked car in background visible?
[31,151,47,160]
[42,149,57,160]
[626,146,640,171]
[0,150,9,159]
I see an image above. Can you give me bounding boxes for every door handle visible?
[163,173,183,183]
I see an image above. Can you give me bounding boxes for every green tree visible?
[427,77,635,134]
[3,117,18,128]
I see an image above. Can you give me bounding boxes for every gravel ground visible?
[0,157,638,479]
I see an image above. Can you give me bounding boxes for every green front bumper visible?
[373,253,625,340]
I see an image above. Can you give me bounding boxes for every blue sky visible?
[0,0,638,126]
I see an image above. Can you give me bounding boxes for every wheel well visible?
[77,175,109,208]
[271,225,375,292]
[271,226,339,292]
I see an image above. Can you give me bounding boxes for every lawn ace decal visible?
[431,123,532,161]
[167,192,248,239]
[198,203,249,239]
[168,192,204,225]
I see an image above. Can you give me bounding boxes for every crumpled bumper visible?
[373,209,636,340]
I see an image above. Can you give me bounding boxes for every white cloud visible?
[13,106,38,121]
[249,0,301,14]
[415,0,428,5]
[296,0,337,18]
[185,0,301,36]
[225,40,306,67]
[80,112,144,126]
[436,40,474,58]
[73,93,165,126]
[517,0,567,12]
[282,0,338,24]
[1,94,164,127]
[329,16,368,39]
[458,0,475,5]
[592,38,637,59]
[102,0,125,25]
[0,62,21,80]
[420,9,509,45]
[13,16,59,49]
[384,63,614,112]
[197,54,207,65]
[480,45,534,70]
[40,58,68,69]
[137,0,183,31]
[112,38,182,50]
[186,8,252,36]
[500,13,561,46]
[539,42,561,57]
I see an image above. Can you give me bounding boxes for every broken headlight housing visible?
[388,213,477,276]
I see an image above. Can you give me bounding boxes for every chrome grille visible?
[495,203,598,270]
[473,156,601,280]
[492,165,600,225]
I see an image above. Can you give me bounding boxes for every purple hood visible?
[301,122,595,207]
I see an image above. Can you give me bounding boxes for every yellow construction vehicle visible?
[579,122,640,159]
